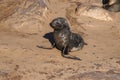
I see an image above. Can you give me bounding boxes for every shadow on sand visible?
[36,32,55,48]
[43,32,55,45]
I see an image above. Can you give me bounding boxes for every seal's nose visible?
[49,22,52,27]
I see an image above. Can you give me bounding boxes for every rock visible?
[0,0,48,33]
[0,0,24,21]
[75,4,113,21]
[66,70,120,80]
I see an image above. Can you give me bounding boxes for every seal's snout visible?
[49,21,56,29]
[49,19,58,27]
[49,22,53,27]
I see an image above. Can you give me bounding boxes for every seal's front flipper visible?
[37,43,56,49]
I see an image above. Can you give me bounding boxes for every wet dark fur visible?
[38,17,87,60]
[102,0,120,12]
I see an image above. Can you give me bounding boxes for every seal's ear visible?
[63,20,70,30]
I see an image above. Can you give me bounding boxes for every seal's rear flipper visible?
[62,46,81,60]
[84,42,88,45]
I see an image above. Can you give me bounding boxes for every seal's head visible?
[50,17,70,30]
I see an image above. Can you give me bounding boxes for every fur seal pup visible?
[38,17,87,60]
[102,0,120,12]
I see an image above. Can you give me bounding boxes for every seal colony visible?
[39,17,87,60]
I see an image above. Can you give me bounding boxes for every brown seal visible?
[38,17,87,60]
[102,0,120,12]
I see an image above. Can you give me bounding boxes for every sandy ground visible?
[0,0,120,80]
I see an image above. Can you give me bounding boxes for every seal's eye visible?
[55,22,60,25]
